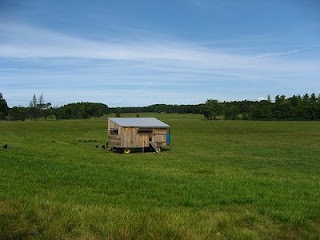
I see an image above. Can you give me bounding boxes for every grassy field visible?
[0,113,319,239]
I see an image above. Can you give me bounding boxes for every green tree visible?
[49,102,108,120]
[38,94,45,119]
[29,94,39,121]
[8,106,27,121]
[203,99,223,120]
[0,93,9,120]
[224,105,239,120]
[258,100,273,120]
[274,95,291,119]
[43,103,52,120]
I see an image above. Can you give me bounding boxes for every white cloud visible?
[1,22,319,77]
[258,97,267,101]
[1,22,319,106]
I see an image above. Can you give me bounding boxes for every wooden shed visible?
[108,117,170,153]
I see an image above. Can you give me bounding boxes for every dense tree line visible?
[0,93,109,121]
[109,104,204,114]
[204,93,320,120]
[55,102,109,119]
[112,93,320,121]
[1,92,320,121]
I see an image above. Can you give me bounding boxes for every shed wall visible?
[108,119,168,148]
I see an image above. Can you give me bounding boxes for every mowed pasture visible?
[0,113,319,239]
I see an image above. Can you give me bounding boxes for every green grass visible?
[0,113,320,239]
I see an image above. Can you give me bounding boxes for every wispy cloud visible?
[1,22,319,72]
[256,45,320,58]
[1,22,319,106]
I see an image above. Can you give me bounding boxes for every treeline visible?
[55,102,109,119]
[111,93,320,120]
[0,93,109,121]
[110,104,204,115]
[1,93,320,121]
[204,94,320,120]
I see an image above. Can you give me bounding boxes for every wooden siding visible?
[108,119,168,148]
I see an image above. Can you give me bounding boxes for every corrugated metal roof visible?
[109,117,169,128]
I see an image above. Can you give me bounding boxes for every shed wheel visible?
[124,148,131,154]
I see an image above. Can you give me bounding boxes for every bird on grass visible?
[101,145,106,149]
[95,145,99,148]
[3,144,8,149]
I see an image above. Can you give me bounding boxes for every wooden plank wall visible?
[108,120,122,148]
[108,119,168,148]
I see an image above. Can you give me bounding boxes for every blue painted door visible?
[166,129,171,145]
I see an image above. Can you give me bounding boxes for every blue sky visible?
[0,0,319,107]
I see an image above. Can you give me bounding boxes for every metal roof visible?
[109,117,169,128]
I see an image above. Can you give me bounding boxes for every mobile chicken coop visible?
[108,117,171,153]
